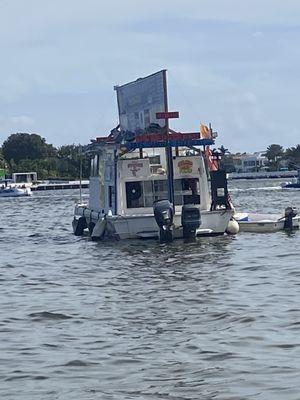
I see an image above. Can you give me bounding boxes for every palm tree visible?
[284,145,300,169]
[265,144,284,171]
[218,145,229,156]
[265,144,284,161]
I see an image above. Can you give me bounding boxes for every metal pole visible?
[114,149,118,215]
[163,70,175,208]
[79,145,82,204]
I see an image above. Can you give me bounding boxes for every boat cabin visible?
[88,144,211,217]
[84,69,223,219]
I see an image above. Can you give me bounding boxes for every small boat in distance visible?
[0,172,34,198]
[0,181,32,198]
[281,169,300,189]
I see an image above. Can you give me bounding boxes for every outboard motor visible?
[181,205,201,239]
[153,200,174,242]
[284,207,298,230]
[72,216,87,236]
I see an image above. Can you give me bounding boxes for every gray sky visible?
[1,0,300,152]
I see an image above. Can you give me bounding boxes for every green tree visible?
[218,145,229,156]
[0,148,6,168]
[265,144,284,161]
[1,133,90,180]
[217,145,236,172]
[2,133,56,164]
[220,154,236,173]
[265,144,284,170]
[284,145,300,168]
[57,144,89,179]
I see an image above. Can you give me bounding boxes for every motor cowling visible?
[181,205,201,238]
[72,216,87,236]
[284,206,298,230]
[153,200,174,242]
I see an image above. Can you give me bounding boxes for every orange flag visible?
[200,124,211,139]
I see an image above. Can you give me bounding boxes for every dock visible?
[31,180,89,191]
[228,170,298,180]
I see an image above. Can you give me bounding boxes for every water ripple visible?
[0,185,300,399]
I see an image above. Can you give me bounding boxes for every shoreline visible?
[228,170,298,180]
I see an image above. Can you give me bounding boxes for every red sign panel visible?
[135,131,199,143]
[156,111,179,119]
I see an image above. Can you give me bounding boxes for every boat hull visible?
[0,188,32,197]
[282,184,300,189]
[74,205,233,239]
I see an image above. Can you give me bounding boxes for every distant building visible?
[232,152,268,173]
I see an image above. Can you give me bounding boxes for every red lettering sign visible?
[135,131,199,143]
[156,111,179,119]
[128,161,144,177]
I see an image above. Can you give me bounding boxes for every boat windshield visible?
[125,178,200,208]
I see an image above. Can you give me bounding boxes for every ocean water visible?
[0,179,300,399]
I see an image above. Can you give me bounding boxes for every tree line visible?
[263,144,300,170]
[1,132,299,179]
[0,133,90,180]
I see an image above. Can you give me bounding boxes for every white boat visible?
[281,169,300,189]
[234,209,300,233]
[73,70,235,241]
[0,185,32,198]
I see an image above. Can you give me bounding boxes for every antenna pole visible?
[163,70,175,209]
[79,145,82,204]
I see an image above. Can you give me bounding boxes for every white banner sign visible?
[115,70,167,134]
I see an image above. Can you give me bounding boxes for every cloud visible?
[10,115,35,126]
[0,75,29,102]
[253,31,264,38]
[1,0,300,151]
[0,115,36,143]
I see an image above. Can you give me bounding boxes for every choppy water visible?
[1,179,300,399]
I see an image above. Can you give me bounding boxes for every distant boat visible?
[0,184,32,198]
[281,169,300,189]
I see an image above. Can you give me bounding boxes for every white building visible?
[232,152,268,173]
